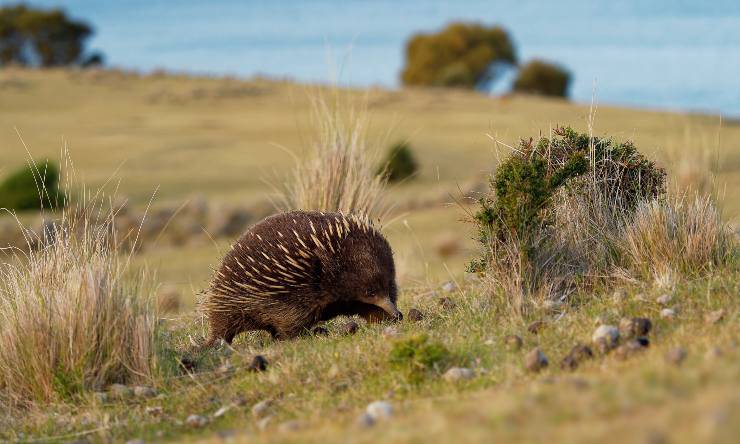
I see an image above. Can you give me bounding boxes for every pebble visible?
[619,317,652,339]
[248,355,268,372]
[656,293,673,305]
[185,414,208,428]
[527,320,546,334]
[504,334,523,351]
[256,416,273,431]
[341,320,359,335]
[665,346,687,366]
[591,325,619,349]
[108,384,133,400]
[442,367,475,382]
[277,420,301,432]
[382,326,399,338]
[251,400,272,419]
[407,308,424,322]
[560,344,594,370]
[133,386,157,398]
[213,405,231,418]
[441,281,457,293]
[524,347,549,372]
[356,413,376,428]
[660,308,676,320]
[704,309,726,325]
[438,297,456,310]
[366,401,393,421]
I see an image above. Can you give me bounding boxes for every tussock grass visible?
[0,192,159,408]
[276,94,388,220]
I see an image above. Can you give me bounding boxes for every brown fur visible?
[200,211,399,346]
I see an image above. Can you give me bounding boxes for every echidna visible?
[199,210,400,346]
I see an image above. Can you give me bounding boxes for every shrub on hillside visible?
[0,161,63,211]
[377,141,418,182]
[401,22,517,90]
[512,59,571,97]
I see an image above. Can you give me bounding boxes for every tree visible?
[377,141,418,183]
[0,4,100,67]
[401,22,517,90]
[512,59,571,98]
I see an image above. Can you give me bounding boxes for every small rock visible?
[660,308,676,319]
[619,317,652,339]
[277,420,301,432]
[524,347,549,372]
[704,309,725,325]
[93,392,108,403]
[504,334,523,351]
[443,367,474,382]
[560,344,593,370]
[251,400,272,419]
[108,384,133,400]
[527,320,546,334]
[256,416,273,431]
[665,346,687,366]
[341,320,359,335]
[438,297,456,310]
[185,414,208,428]
[407,308,424,322]
[248,355,268,372]
[441,281,457,293]
[145,406,163,417]
[312,326,329,336]
[656,293,673,305]
[213,405,231,418]
[592,325,620,350]
[366,401,393,420]
[382,326,398,338]
[356,413,376,428]
[133,386,157,398]
[614,338,650,360]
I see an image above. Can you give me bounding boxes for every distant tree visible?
[401,22,517,90]
[512,59,571,98]
[0,4,100,67]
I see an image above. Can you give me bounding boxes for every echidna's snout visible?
[373,295,403,322]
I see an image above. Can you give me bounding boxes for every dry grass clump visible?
[0,202,158,407]
[276,94,388,220]
[622,194,735,281]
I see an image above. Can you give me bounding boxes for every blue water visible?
[5,0,740,116]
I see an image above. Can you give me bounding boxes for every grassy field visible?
[0,68,738,443]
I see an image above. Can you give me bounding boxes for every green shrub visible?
[377,141,418,182]
[0,161,63,211]
[389,334,451,384]
[512,59,571,97]
[401,22,517,90]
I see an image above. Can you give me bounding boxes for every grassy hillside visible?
[0,68,738,443]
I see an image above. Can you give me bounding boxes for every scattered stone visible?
[614,338,650,360]
[356,413,376,428]
[312,326,329,336]
[251,400,272,419]
[527,320,546,334]
[185,414,208,428]
[407,308,424,322]
[619,317,652,339]
[704,309,726,325]
[443,367,475,382]
[145,406,163,417]
[560,344,594,370]
[341,320,359,335]
[277,420,301,433]
[247,355,268,372]
[612,289,627,304]
[441,281,457,293]
[665,346,687,366]
[592,325,620,350]
[93,392,108,403]
[366,400,393,421]
[256,416,273,431]
[504,334,523,351]
[524,347,549,372]
[382,326,399,338]
[656,293,673,305]
[133,386,157,398]
[438,297,456,310]
[108,384,133,400]
[660,308,676,320]
[213,405,231,418]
